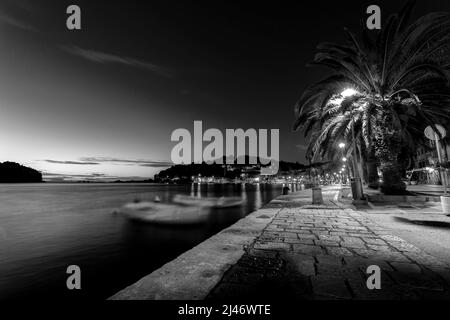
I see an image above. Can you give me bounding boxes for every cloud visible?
[44,160,100,165]
[296,144,308,151]
[59,45,174,78]
[0,11,37,32]
[42,172,152,182]
[80,157,173,168]
[139,162,174,168]
[41,157,172,168]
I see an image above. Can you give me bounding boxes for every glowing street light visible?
[341,88,358,97]
[338,142,346,149]
[342,157,347,162]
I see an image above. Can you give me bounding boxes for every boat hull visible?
[120,202,210,225]
[172,195,246,208]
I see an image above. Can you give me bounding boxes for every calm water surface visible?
[0,183,291,299]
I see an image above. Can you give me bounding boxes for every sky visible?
[0,0,449,181]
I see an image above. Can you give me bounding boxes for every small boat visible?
[172,194,246,208]
[172,195,217,207]
[214,196,246,208]
[120,201,210,224]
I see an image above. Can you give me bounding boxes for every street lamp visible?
[338,143,346,149]
[341,88,358,97]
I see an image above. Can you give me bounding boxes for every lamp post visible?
[338,143,350,185]
[336,88,364,202]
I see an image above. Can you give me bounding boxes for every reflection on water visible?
[254,183,262,208]
[0,183,282,299]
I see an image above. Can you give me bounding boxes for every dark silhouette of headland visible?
[0,162,43,183]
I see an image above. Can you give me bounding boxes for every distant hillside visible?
[0,162,43,183]
[155,158,307,182]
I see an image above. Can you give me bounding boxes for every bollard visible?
[312,187,323,204]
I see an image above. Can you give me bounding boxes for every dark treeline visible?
[0,162,43,183]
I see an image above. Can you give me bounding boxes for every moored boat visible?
[172,194,246,208]
[119,201,210,224]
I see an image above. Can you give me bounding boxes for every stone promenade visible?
[207,187,450,300]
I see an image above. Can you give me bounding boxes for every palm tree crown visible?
[293,0,450,194]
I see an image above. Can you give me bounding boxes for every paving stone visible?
[366,244,394,251]
[388,271,444,291]
[311,275,352,299]
[265,225,285,232]
[247,249,278,259]
[283,232,300,239]
[341,239,367,249]
[283,253,316,276]
[379,234,406,243]
[239,254,283,269]
[316,264,347,276]
[311,230,331,235]
[253,241,291,251]
[390,262,422,273]
[259,235,284,243]
[427,267,450,286]
[363,238,388,245]
[388,241,422,253]
[343,258,372,273]
[374,252,412,263]
[343,226,369,232]
[223,266,265,284]
[347,276,418,300]
[314,240,340,247]
[318,234,341,241]
[285,228,312,234]
[404,252,448,267]
[284,237,314,245]
[330,231,350,236]
[292,244,325,255]
[341,237,366,244]
[297,233,318,240]
[326,247,354,257]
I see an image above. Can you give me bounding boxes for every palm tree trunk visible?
[357,142,366,184]
[374,108,406,195]
[362,157,369,183]
[379,160,406,194]
[366,148,379,189]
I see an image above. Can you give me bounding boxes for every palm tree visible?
[293,0,450,194]
[303,92,379,188]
